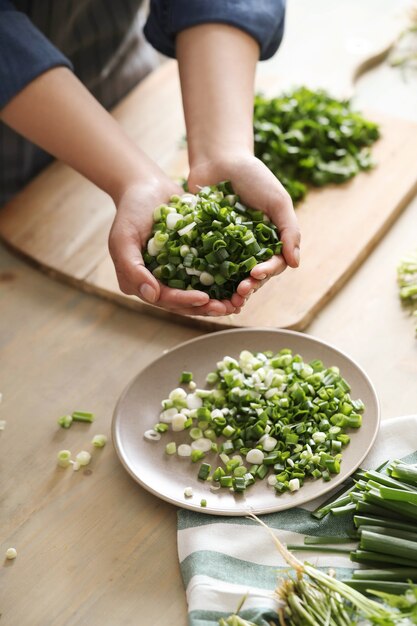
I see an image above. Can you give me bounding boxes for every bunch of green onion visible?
[280,459,417,595]
[220,515,417,626]
[143,182,282,300]
[147,349,364,495]
[397,249,417,336]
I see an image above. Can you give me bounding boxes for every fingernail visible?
[139,284,157,303]
[257,274,267,281]
[294,247,300,266]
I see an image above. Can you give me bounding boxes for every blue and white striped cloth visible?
[177,415,417,626]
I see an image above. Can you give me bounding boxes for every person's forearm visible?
[1,67,163,202]
[176,24,258,168]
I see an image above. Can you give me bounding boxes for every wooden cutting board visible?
[0,0,416,330]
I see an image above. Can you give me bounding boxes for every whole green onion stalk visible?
[220,514,417,626]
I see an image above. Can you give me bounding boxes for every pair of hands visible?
[109,154,301,317]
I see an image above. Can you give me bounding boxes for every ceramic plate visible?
[112,328,380,515]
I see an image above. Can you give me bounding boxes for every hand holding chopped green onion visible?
[143,182,282,300]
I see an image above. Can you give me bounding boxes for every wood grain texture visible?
[1,98,417,331]
[0,252,198,626]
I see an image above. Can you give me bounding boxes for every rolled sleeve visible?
[0,0,73,109]
[144,0,285,61]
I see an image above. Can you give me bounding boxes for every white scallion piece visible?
[57,450,72,468]
[166,212,183,230]
[264,387,279,400]
[312,431,326,444]
[180,244,190,257]
[172,413,187,432]
[75,451,91,466]
[146,237,159,257]
[160,408,178,424]
[180,194,198,207]
[289,478,300,492]
[165,442,176,455]
[5,547,17,560]
[185,267,202,276]
[246,449,265,465]
[199,272,214,286]
[262,436,278,452]
[177,221,196,237]
[184,487,193,497]
[92,434,107,448]
[169,387,187,402]
[177,444,192,457]
[144,429,161,442]
[191,438,212,452]
[267,475,277,486]
[186,393,203,410]
[219,453,230,465]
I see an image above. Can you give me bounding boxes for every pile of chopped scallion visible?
[143,182,282,300]
[144,349,364,496]
[397,248,417,336]
[254,87,380,203]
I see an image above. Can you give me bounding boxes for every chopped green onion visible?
[92,434,107,448]
[58,414,73,429]
[71,411,95,423]
[5,547,17,560]
[144,183,282,300]
[75,451,91,466]
[179,371,193,384]
[57,450,72,468]
[165,442,176,455]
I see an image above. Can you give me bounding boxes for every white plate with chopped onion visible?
[112,328,380,515]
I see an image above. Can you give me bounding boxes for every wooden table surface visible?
[1,6,417,626]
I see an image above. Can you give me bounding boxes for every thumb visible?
[267,192,301,269]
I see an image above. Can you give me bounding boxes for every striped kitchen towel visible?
[177,415,417,626]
